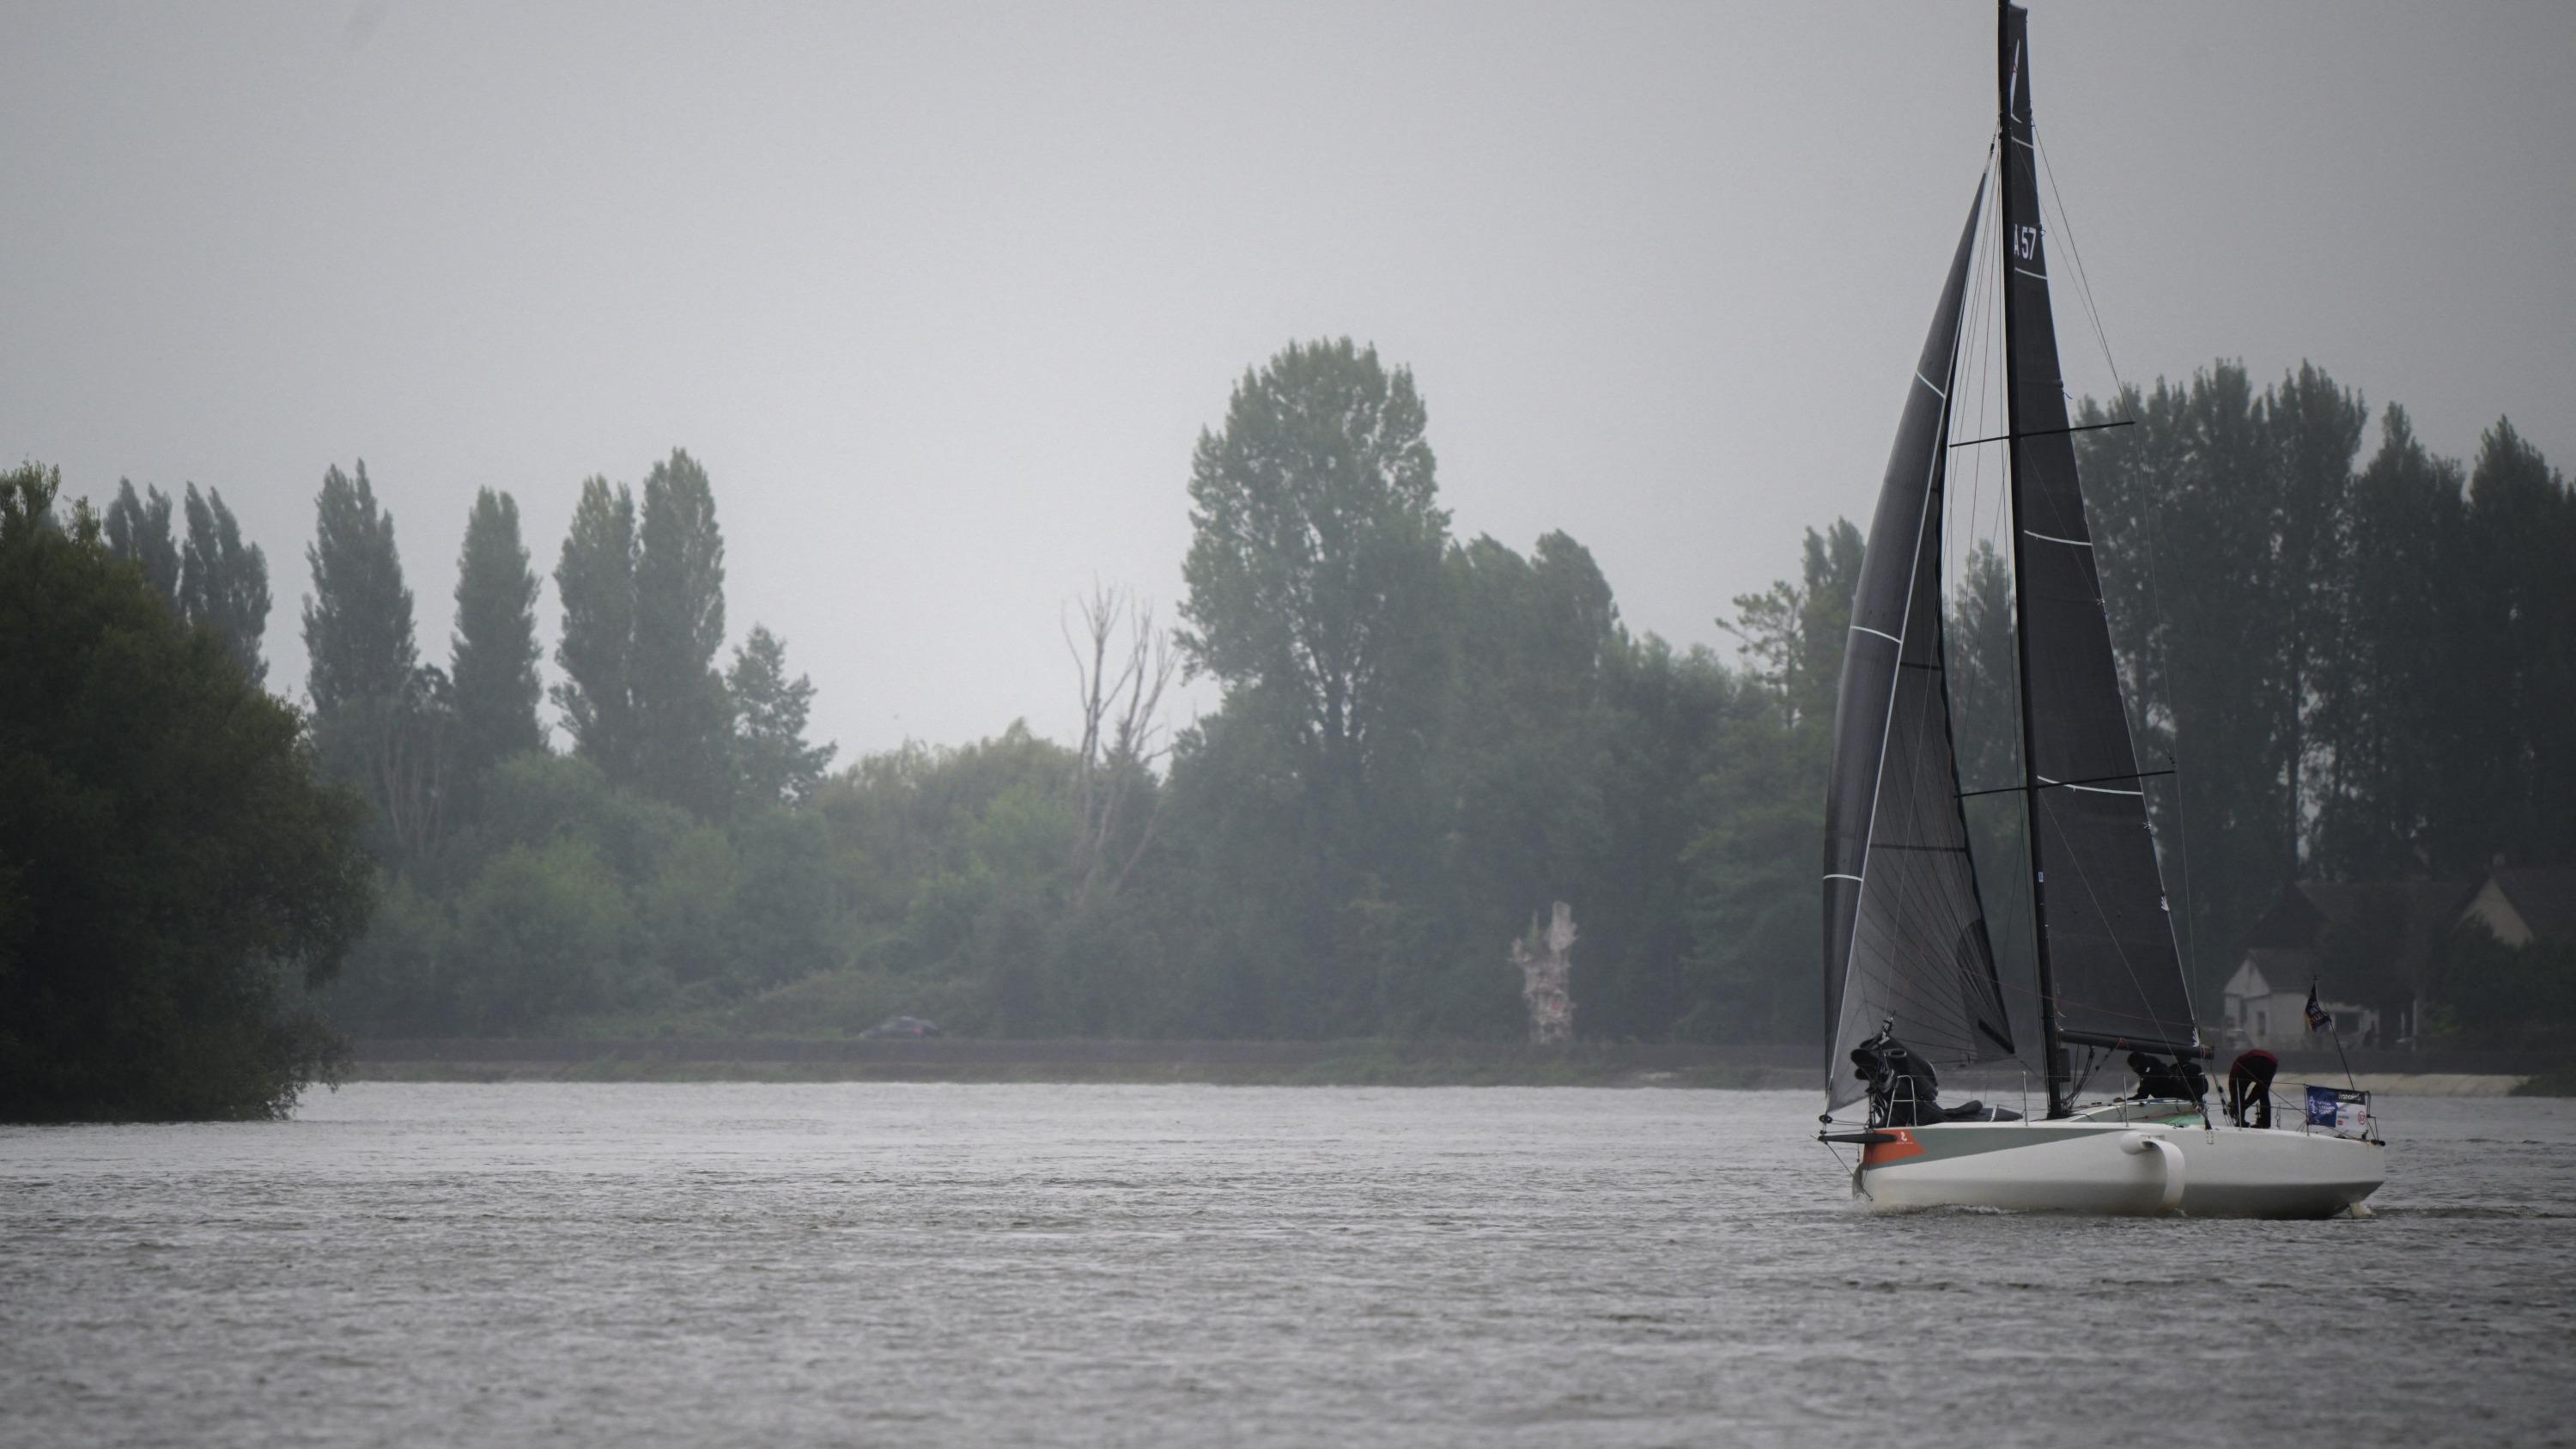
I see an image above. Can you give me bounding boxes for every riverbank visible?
[349,1039,1807,1088]
[347,1038,2546,1093]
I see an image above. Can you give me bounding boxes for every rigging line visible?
[1885,648,2003,1053]
[1926,508,2017,1046]
[2033,133,2129,403]
[2032,137,2197,1008]
[2036,788,2162,1035]
[2006,140,2179,1032]
[2032,830,2196,1043]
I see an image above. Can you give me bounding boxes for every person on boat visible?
[2225,1049,2278,1129]
[1850,1027,1944,1128]
[2179,1055,2210,1108]
[1848,1025,2018,1126]
[2126,1050,2196,1103]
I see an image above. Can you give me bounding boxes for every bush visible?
[0,465,374,1120]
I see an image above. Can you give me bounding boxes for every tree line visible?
[2070,367,2575,1035]
[318,343,2573,1049]
[8,342,2567,1116]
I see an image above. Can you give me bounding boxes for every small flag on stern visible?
[2304,983,2334,1033]
[2307,1084,2369,1134]
[2306,1084,2339,1127]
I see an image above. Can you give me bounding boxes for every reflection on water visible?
[3,1085,2570,1447]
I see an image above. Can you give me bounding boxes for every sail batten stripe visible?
[1824,873,1864,883]
[1850,624,1903,644]
[2013,265,2049,280]
[2022,528,2091,547]
[1916,371,1947,398]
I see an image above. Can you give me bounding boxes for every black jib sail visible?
[1820,183,2014,1110]
[1997,2,2199,1066]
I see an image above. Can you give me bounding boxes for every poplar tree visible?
[303,462,451,864]
[450,488,545,776]
[302,462,416,719]
[179,484,272,687]
[2311,406,2461,877]
[632,448,732,817]
[103,479,181,605]
[2458,418,2576,868]
[551,476,641,782]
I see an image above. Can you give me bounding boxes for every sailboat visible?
[1813,2,2385,1217]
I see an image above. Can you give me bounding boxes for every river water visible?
[3,1084,2569,1447]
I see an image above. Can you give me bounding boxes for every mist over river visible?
[4,1085,2570,1447]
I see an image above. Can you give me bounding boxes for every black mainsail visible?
[1997,2,2199,1093]
[1820,186,2013,1110]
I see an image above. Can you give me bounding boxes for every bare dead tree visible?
[1065,583,1176,907]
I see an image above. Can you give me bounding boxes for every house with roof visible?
[2459,865,2576,947]
[2222,878,2477,1050]
[2224,864,2576,1050]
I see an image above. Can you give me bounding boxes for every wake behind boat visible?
[1811,2,2384,1218]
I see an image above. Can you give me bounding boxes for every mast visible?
[1997,0,2070,1117]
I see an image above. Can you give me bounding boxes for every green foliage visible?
[180,483,272,685]
[121,344,2555,1062]
[1722,521,1862,732]
[552,476,641,781]
[1180,338,1449,799]
[0,462,374,1120]
[302,461,416,716]
[729,624,835,807]
[1680,525,1862,1044]
[325,748,853,1034]
[2311,407,2461,875]
[633,448,733,818]
[541,453,735,819]
[450,488,546,776]
[2440,928,2576,1054]
[104,478,180,603]
[101,478,270,684]
[2079,366,2576,1003]
[2452,420,2576,868]
[327,873,455,1033]
[301,460,456,867]
[728,809,841,992]
[450,839,630,1032]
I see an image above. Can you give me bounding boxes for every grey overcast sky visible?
[5,2,2570,758]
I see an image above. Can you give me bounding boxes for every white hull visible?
[1855,1117,2385,1218]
